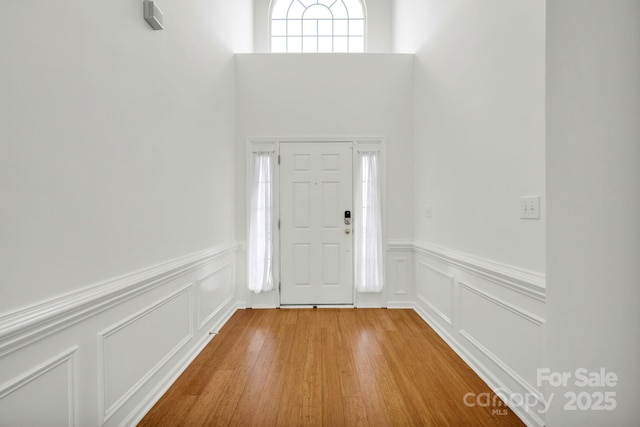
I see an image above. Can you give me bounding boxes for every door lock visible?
[345,228,351,235]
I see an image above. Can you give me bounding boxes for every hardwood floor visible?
[139,309,525,426]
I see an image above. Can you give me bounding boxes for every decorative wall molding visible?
[410,240,546,427]
[458,327,546,427]
[383,240,414,306]
[0,243,237,357]
[97,286,193,424]
[0,346,78,427]
[391,258,408,295]
[199,295,235,332]
[416,261,454,326]
[416,294,452,326]
[414,303,545,427]
[386,240,414,252]
[122,300,239,427]
[458,329,543,402]
[197,264,234,330]
[0,244,238,427]
[413,303,509,396]
[6,236,543,426]
[459,281,544,326]
[413,241,546,301]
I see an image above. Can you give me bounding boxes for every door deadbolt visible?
[344,210,352,225]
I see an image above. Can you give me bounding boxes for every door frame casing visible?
[245,136,387,308]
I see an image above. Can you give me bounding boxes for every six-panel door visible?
[280,142,353,305]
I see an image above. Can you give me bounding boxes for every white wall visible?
[397,0,546,273]
[545,1,640,425]
[394,1,547,425]
[253,0,393,53]
[235,53,414,306]
[0,0,251,425]
[0,0,251,313]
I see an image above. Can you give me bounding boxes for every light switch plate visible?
[520,196,540,219]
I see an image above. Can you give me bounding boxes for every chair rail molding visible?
[0,243,238,358]
[413,240,546,301]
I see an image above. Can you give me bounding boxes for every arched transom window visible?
[271,0,366,53]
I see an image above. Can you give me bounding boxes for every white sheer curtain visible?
[355,151,384,293]
[248,152,275,293]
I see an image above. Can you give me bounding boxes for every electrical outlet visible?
[520,196,540,219]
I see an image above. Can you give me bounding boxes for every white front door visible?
[280,142,353,305]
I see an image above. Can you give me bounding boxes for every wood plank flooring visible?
[139,309,525,426]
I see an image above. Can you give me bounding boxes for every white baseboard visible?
[385,302,415,309]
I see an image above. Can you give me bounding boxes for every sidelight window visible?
[248,151,275,294]
[355,151,383,293]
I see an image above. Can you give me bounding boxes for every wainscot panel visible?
[98,286,193,423]
[197,264,234,330]
[0,347,77,427]
[416,261,454,326]
[385,240,414,308]
[412,241,546,427]
[0,244,239,427]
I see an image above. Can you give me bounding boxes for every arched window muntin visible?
[270,0,366,53]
